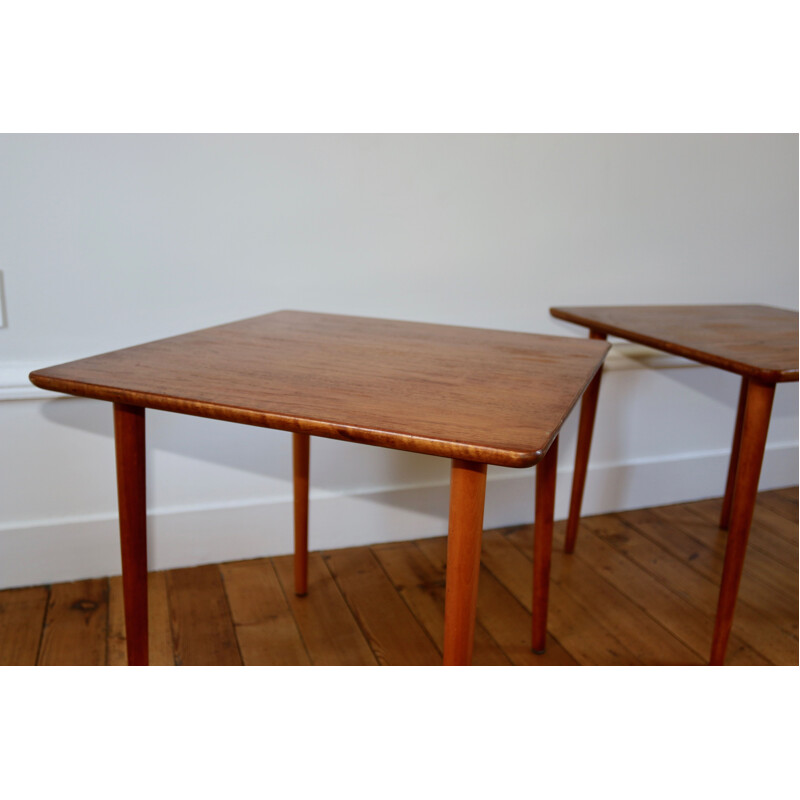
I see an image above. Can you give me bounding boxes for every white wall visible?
[0,134,797,588]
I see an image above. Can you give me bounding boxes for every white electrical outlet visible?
[0,270,6,328]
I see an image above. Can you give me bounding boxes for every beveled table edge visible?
[29,311,611,469]
[29,360,609,469]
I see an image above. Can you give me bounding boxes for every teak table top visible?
[550,304,798,383]
[29,310,610,468]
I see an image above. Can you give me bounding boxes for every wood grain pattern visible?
[323,547,441,665]
[758,487,799,524]
[147,571,175,666]
[720,377,749,529]
[38,579,108,666]
[690,498,799,564]
[220,558,310,665]
[29,310,609,468]
[565,330,607,553]
[108,571,174,666]
[546,536,702,665]
[574,516,770,665]
[106,576,127,666]
[443,459,487,665]
[373,542,511,665]
[0,586,48,666]
[687,504,798,598]
[273,552,377,665]
[114,402,148,666]
[480,530,641,665]
[165,565,241,666]
[711,379,775,664]
[615,507,797,662]
[416,536,578,665]
[1,490,794,666]
[550,304,798,381]
[643,503,799,626]
[531,437,558,653]
[293,432,310,596]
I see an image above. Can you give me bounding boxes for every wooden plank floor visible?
[1,488,797,666]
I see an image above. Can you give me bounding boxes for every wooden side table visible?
[30,311,609,666]
[549,304,798,665]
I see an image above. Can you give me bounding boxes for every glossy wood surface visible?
[550,305,798,382]
[564,330,607,553]
[37,579,108,666]
[720,377,749,529]
[531,437,559,653]
[293,433,310,596]
[29,310,609,468]
[551,303,796,665]
[443,460,488,665]
[220,559,311,665]
[374,541,512,664]
[114,403,149,666]
[165,564,241,665]
[272,553,378,665]
[324,546,442,665]
[108,572,174,665]
[0,587,49,666]
[710,379,775,665]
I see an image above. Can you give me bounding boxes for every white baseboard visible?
[1,442,796,590]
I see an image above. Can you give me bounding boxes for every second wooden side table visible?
[549,304,798,665]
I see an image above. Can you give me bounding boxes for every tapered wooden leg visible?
[719,377,749,530]
[114,403,148,666]
[443,459,487,666]
[564,330,607,554]
[710,380,775,665]
[532,436,559,653]
[293,433,310,596]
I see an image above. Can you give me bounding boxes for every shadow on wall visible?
[36,394,587,523]
[652,363,798,436]
[37,397,462,521]
[37,363,793,523]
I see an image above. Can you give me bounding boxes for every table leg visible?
[114,403,149,666]
[293,432,310,596]
[564,330,607,554]
[532,436,559,654]
[719,377,749,530]
[443,459,487,666]
[710,379,775,665]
